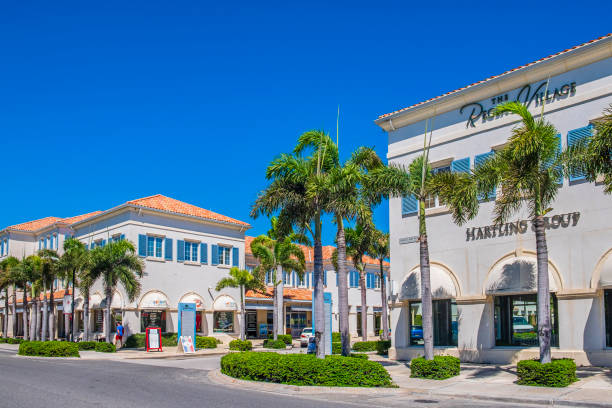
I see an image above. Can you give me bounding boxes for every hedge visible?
[350,353,369,360]
[221,352,393,387]
[0,338,6,343]
[332,332,350,342]
[268,334,292,345]
[229,339,252,351]
[196,336,218,349]
[410,356,460,380]
[18,341,80,357]
[376,340,391,355]
[263,339,286,349]
[77,341,97,351]
[332,342,341,354]
[124,333,216,349]
[7,338,24,344]
[95,342,116,353]
[517,359,577,387]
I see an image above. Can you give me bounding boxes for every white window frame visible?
[424,165,451,209]
[146,235,164,259]
[218,245,231,266]
[184,240,199,262]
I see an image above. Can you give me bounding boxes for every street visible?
[0,348,541,408]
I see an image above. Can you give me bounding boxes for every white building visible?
[375,34,612,365]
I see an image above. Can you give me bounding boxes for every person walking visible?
[114,321,124,349]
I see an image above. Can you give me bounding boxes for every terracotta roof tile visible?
[245,287,312,301]
[61,211,103,225]
[6,216,64,232]
[17,289,71,304]
[127,194,250,227]
[377,34,612,120]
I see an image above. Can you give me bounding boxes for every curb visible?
[208,369,612,407]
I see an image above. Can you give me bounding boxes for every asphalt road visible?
[0,348,537,408]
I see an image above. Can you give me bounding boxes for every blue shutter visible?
[323,270,328,286]
[401,194,418,216]
[90,242,94,250]
[475,152,496,200]
[568,125,593,182]
[211,244,219,265]
[138,234,147,257]
[177,240,185,262]
[165,238,173,261]
[451,157,470,173]
[101,239,106,247]
[306,272,310,287]
[232,247,239,267]
[200,243,208,264]
[366,273,371,289]
[120,234,125,241]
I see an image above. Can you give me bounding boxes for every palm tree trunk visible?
[41,283,48,342]
[272,282,278,341]
[3,288,8,337]
[359,270,367,341]
[420,233,434,360]
[335,217,350,356]
[83,294,90,342]
[33,299,40,340]
[276,265,284,338]
[22,286,29,340]
[71,271,76,342]
[49,280,55,340]
[12,284,17,338]
[104,287,112,343]
[534,216,552,363]
[380,260,389,341]
[313,213,325,358]
[240,285,246,341]
[29,299,35,341]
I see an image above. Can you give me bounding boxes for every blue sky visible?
[0,1,610,244]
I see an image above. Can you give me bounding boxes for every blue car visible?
[307,336,316,354]
[411,325,423,340]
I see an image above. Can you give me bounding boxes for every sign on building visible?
[178,302,197,346]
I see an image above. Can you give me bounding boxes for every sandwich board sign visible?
[178,336,195,353]
[312,292,332,355]
[145,327,162,352]
[178,302,197,345]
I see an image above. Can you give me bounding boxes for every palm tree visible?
[369,230,390,340]
[0,257,19,337]
[344,220,377,342]
[78,268,95,342]
[250,231,306,340]
[88,240,144,343]
[215,267,264,340]
[58,238,89,341]
[11,256,42,341]
[563,103,612,193]
[39,249,59,341]
[30,280,42,340]
[252,130,338,358]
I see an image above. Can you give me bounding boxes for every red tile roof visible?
[126,194,250,227]
[61,211,103,225]
[5,211,103,232]
[17,289,71,304]
[377,34,612,120]
[245,287,312,301]
[245,236,389,267]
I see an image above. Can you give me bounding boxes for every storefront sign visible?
[399,236,419,245]
[459,80,577,128]
[63,295,72,314]
[179,336,195,354]
[178,303,196,345]
[466,212,580,241]
[146,327,162,352]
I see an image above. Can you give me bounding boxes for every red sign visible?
[145,327,162,352]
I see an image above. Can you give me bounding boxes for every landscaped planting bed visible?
[95,342,116,353]
[268,334,292,345]
[517,358,577,387]
[351,340,391,354]
[220,352,393,387]
[124,333,217,349]
[77,341,97,351]
[229,339,252,351]
[18,341,80,357]
[410,356,460,380]
[263,339,286,349]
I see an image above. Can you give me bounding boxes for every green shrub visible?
[221,352,393,387]
[517,358,577,387]
[0,338,7,343]
[95,342,116,353]
[229,339,252,351]
[216,338,223,344]
[18,341,80,357]
[7,338,24,344]
[124,332,178,348]
[332,342,341,354]
[410,356,460,380]
[350,353,369,360]
[196,336,217,349]
[332,332,350,343]
[376,340,391,355]
[263,339,286,349]
[352,341,377,352]
[268,334,292,345]
[77,341,97,351]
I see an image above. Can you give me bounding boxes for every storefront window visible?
[409,299,458,346]
[140,310,167,332]
[214,311,234,333]
[94,310,103,332]
[286,311,307,337]
[494,294,559,347]
[605,290,612,347]
[374,312,382,336]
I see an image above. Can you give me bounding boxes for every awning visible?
[485,256,558,295]
[245,304,274,310]
[287,306,311,312]
[139,292,169,309]
[213,295,237,311]
[399,265,458,301]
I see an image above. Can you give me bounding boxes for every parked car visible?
[300,327,313,347]
[513,316,535,333]
[306,336,316,354]
[410,325,423,341]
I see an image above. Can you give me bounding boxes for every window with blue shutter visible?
[323,270,328,286]
[451,157,470,173]
[138,234,147,257]
[475,152,496,200]
[120,234,125,241]
[165,238,173,261]
[200,243,207,264]
[401,194,418,216]
[101,239,106,247]
[232,247,239,267]
[177,240,185,262]
[90,242,95,250]
[568,125,593,182]
[211,244,219,265]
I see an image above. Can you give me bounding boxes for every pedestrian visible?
[114,321,124,349]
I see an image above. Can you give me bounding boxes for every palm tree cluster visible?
[0,238,144,344]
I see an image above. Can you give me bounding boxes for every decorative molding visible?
[556,289,599,300]
[455,295,488,305]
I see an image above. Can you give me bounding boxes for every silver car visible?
[300,327,313,347]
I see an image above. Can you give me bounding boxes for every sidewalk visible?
[209,354,612,408]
